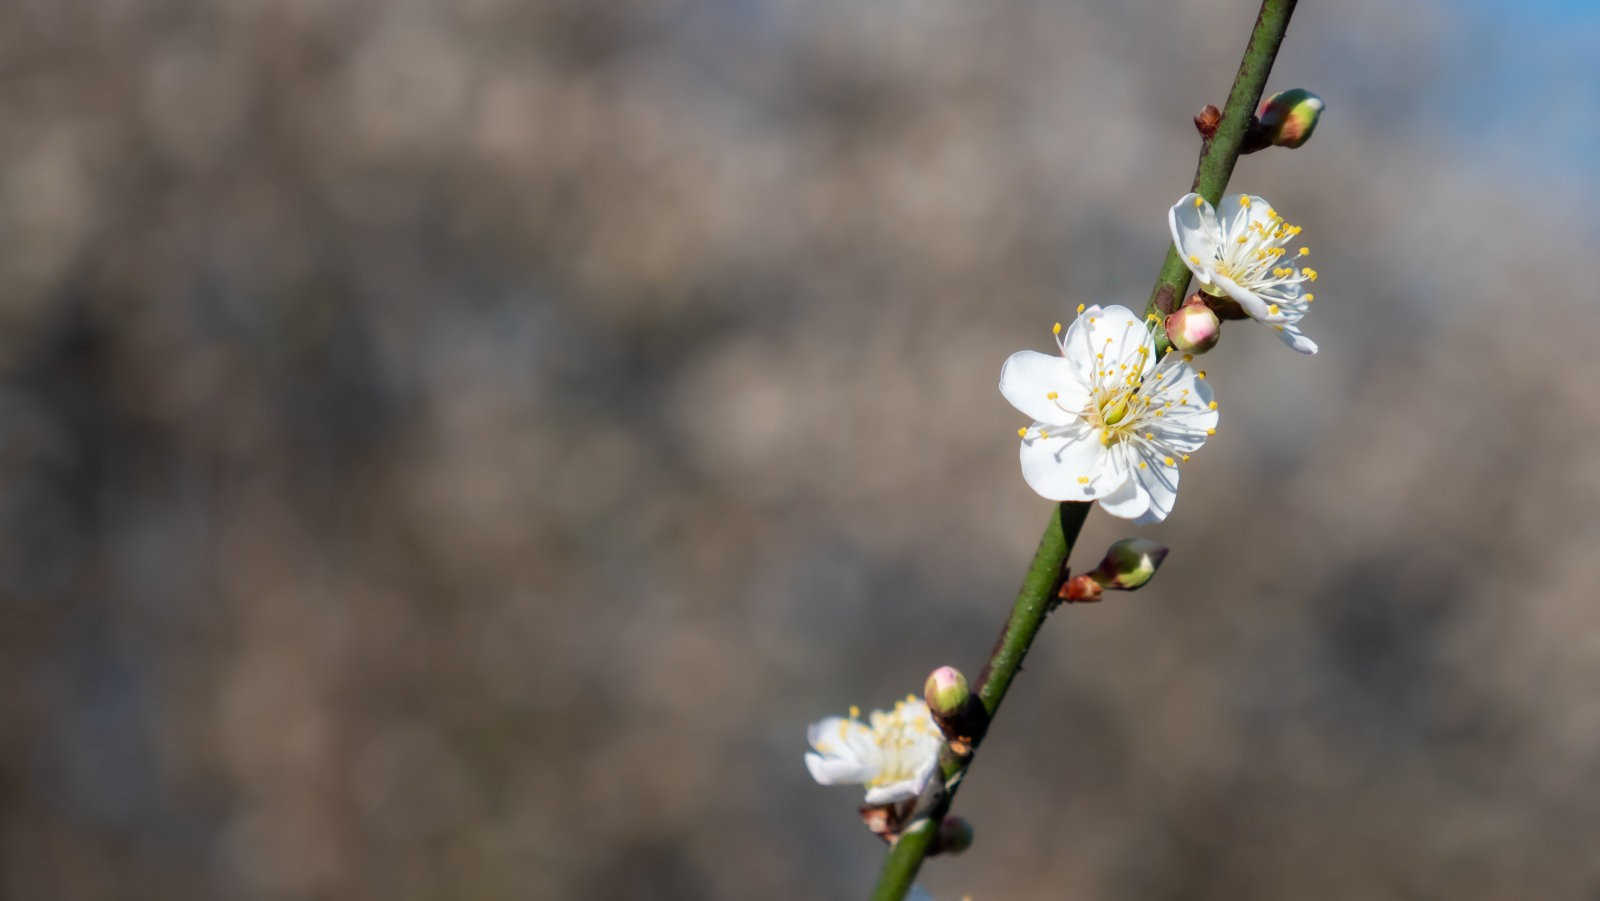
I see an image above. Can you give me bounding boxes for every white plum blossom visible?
[804,696,942,805]
[1168,192,1320,354]
[999,304,1218,523]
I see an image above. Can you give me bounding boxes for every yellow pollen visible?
[849,705,860,719]
[1305,293,1315,302]
[1193,196,1204,208]
[1183,353,1193,362]
[1196,370,1207,379]
[1076,475,1089,485]
[1145,432,1154,439]
[1189,254,1200,264]
[907,693,917,704]
[1017,427,1028,438]
[1265,207,1276,218]
[1267,304,1279,315]
[1297,247,1310,257]
[1039,429,1050,438]
[1164,456,1175,466]
[1139,461,1148,469]
[1236,235,1248,244]
[1046,391,1058,399]
[1302,267,1318,281]
[1090,317,1098,324]
[1239,196,1251,207]
[1075,303,1085,314]
[1053,322,1062,335]
[1206,427,1216,435]
[1182,453,1191,462]
[1208,401,1218,410]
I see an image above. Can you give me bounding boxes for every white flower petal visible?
[999,350,1090,424]
[1273,321,1319,355]
[805,751,870,786]
[1095,469,1151,520]
[1062,304,1155,388]
[863,776,928,805]
[1217,193,1275,243]
[1169,193,1221,284]
[1126,446,1181,524]
[1019,425,1120,500]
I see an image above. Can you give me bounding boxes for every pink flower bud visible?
[923,666,970,719]
[1256,89,1325,149]
[1165,294,1221,353]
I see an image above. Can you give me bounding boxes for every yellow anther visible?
[1208,401,1218,410]
[1164,456,1175,466]
[1239,196,1251,207]
[1236,235,1248,244]
[1302,267,1318,281]
[1046,391,1058,400]
[1206,427,1216,435]
[1305,293,1315,302]
[1053,321,1062,335]
[1196,370,1207,380]
[1076,476,1089,485]
[1193,196,1204,208]
[1188,254,1200,264]
[1267,304,1279,315]
[849,705,860,719]
[1138,461,1148,469]
[1017,427,1028,438]
[1265,207,1276,219]
[1145,432,1155,439]
[1075,303,1085,314]
[1183,353,1193,362]
[1181,453,1191,462]
[1039,429,1050,438]
[1297,247,1310,257]
[906,693,917,704]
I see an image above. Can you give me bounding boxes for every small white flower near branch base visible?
[1169,193,1320,355]
[999,305,1219,523]
[805,697,942,805]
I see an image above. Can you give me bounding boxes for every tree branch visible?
[866,2,1298,898]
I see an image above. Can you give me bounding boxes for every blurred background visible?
[3,0,1599,898]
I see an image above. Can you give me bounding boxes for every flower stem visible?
[867,3,1297,898]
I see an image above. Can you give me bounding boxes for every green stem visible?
[868,2,1297,898]
[1148,0,1298,322]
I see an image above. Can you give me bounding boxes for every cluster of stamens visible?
[1187,195,1316,312]
[1018,313,1217,479]
[833,698,938,789]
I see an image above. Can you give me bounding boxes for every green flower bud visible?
[1089,537,1169,591]
[1256,89,1324,149]
[1165,294,1221,354]
[923,666,970,720]
[935,816,975,856]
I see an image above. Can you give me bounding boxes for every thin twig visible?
[866,2,1298,898]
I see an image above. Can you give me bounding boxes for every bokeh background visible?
[4,1,1600,898]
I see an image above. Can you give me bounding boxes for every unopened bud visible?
[1089,537,1169,591]
[924,666,970,719]
[1256,89,1324,149]
[1165,294,1221,353]
[934,816,975,856]
[1059,573,1103,603]
[1193,103,1222,139]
